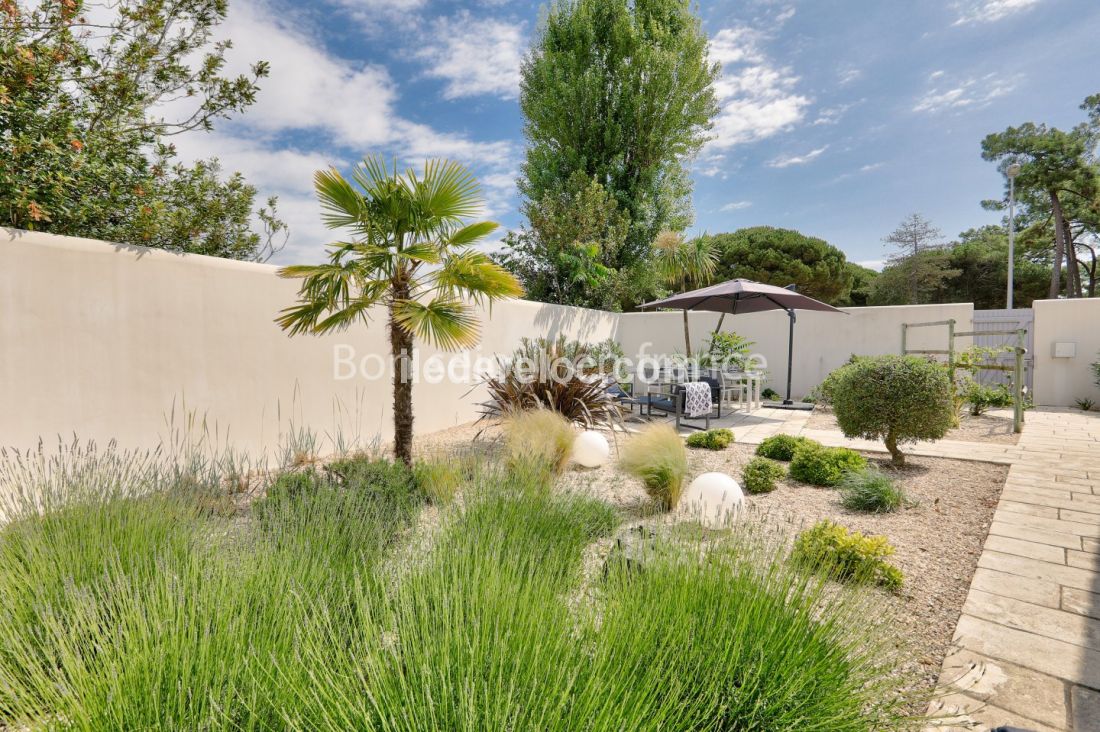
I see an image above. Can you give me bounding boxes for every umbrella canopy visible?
[641,279,845,406]
[641,278,844,315]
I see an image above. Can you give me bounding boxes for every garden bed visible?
[806,406,1021,445]
[421,422,1007,704]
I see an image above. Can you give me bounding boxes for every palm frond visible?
[434,250,525,304]
[446,220,499,247]
[392,298,480,351]
[416,159,483,222]
[314,169,366,231]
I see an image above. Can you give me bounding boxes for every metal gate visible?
[972,308,1034,392]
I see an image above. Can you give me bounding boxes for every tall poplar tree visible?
[511,0,719,308]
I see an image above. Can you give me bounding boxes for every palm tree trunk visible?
[1049,191,1067,299]
[389,295,415,466]
[682,309,692,358]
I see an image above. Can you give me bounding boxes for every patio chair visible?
[642,376,722,430]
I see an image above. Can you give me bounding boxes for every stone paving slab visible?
[927,409,1100,732]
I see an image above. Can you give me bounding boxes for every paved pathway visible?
[924,408,1100,732]
[673,405,1100,730]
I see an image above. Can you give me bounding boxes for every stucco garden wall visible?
[19,228,1095,459]
[1032,299,1100,407]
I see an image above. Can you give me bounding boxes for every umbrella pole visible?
[784,308,796,405]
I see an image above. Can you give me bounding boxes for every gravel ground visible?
[806,407,1021,445]
[415,420,1007,705]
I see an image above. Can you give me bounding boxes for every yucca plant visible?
[619,424,689,510]
[276,157,524,464]
[480,336,625,428]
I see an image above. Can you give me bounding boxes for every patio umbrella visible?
[641,279,845,407]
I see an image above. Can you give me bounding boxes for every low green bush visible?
[755,434,816,462]
[685,428,733,450]
[960,380,1013,416]
[838,468,907,513]
[788,444,866,486]
[619,424,689,510]
[760,387,780,401]
[742,458,786,494]
[792,520,903,590]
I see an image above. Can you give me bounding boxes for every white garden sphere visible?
[679,472,744,527]
[572,431,610,468]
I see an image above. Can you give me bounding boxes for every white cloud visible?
[855,259,884,272]
[418,13,525,100]
[913,72,1019,113]
[767,145,828,168]
[812,101,859,126]
[859,162,885,173]
[838,67,862,86]
[706,25,812,150]
[720,201,753,212]
[952,0,1043,25]
[160,0,520,262]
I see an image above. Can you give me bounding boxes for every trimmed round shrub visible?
[792,520,903,590]
[742,458,786,494]
[685,428,733,450]
[788,444,866,487]
[831,355,954,466]
[755,434,815,462]
[838,468,906,513]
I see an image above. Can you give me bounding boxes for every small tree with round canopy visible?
[830,355,954,466]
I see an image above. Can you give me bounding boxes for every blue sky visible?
[173,0,1100,269]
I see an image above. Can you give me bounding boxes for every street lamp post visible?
[1006,163,1021,309]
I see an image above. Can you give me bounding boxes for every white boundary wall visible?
[1032,299,1100,408]
[23,228,1100,457]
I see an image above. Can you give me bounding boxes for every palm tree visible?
[276,157,524,465]
[652,231,717,357]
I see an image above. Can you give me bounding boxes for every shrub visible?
[413,454,463,504]
[742,458,786,494]
[685,428,733,450]
[504,409,576,476]
[760,387,780,401]
[619,424,689,510]
[479,336,625,428]
[1076,397,1096,412]
[755,434,815,462]
[789,443,866,487]
[811,355,866,405]
[792,520,903,590]
[960,379,1013,416]
[838,468,907,513]
[700,331,754,370]
[831,355,953,466]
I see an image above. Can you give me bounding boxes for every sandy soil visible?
[806,407,1021,445]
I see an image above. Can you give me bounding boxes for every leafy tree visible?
[837,262,878,307]
[495,173,629,310]
[1,0,284,259]
[830,355,954,466]
[945,226,1050,308]
[881,214,954,303]
[981,95,1100,299]
[518,0,719,307]
[700,227,854,304]
[276,158,524,465]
